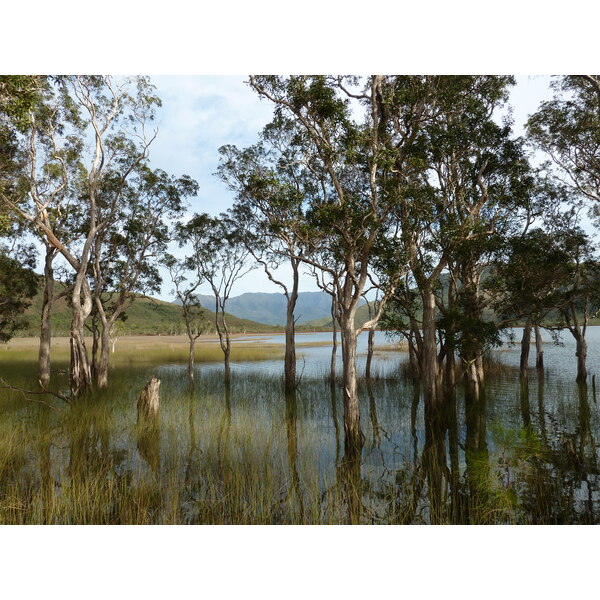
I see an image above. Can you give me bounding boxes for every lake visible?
[0,327,599,524]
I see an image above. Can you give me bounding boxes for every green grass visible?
[0,347,597,524]
[1,335,285,366]
[17,280,282,336]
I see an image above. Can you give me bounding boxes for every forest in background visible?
[2,75,600,452]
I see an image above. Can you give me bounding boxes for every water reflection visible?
[337,438,363,524]
[137,413,160,475]
[4,345,600,523]
[284,389,305,522]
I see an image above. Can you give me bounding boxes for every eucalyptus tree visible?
[249,76,410,448]
[527,76,600,208]
[525,76,600,381]
[180,213,255,379]
[371,76,534,402]
[2,76,160,397]
[0,77,39,342]
[551,229,600,382]
[0,76,68,385]
[217,119,313,391]
[489,229,564,377]
[163,253,208,384]
[373,76,450,406]
[0,247,37,344]
[491,219,598,382]
[309,260,345,383]
[89,166,196,388]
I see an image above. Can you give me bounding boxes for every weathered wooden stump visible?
[137,376,160,421]
[137,377,161,473]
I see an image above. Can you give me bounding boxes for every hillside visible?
[299,302,376,331]
[18,282,282,336]
[191,291,364,326]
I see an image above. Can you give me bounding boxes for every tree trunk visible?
[444,348,456,390]
[576,334,587,382]
[284,260,299,392]
[534,325,544,372]
[137,379,161,474]
[330,381,341,463]
[37,247,55,388]
[421,287,440,407]
[97,325,110,389]
[519,320,531,379]
[476,354,485,390]
[215,302,232,382]
[365,327,375,380]
[69,308,92,397]
[340,312,362,451]
[464,360,480,402]
[90,323,99,382]
[188,336,196,383]
[408,335,419,381]
[69,271,93,397]
[330,296,338,383]
[224,342,231,381]
[137,376,160,419]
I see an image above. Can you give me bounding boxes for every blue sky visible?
[146,75,557,301]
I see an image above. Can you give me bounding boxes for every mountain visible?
[299,302,376,331]
[190,291,365,326]
[18,282,282,336]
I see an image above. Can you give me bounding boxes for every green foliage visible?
[527,76,600,206]
[0,251,38,342]
[488,224,590,324]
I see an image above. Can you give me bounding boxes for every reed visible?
[0,348,596,524]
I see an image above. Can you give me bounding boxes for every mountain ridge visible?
[179,291,366,326]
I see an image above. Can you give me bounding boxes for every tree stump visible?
[137,376,160,420]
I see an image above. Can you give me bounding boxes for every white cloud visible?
[148,76,274,215]
[150,75,558,301]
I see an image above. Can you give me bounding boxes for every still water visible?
[1,328,599,524]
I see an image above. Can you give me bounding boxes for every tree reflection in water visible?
[2,364,600,524]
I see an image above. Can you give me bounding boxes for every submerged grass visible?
[0,342,597,524]
[1,335,285,367]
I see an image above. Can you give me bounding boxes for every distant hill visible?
[187,291,365,326]
[299,302,376,331]
[17,282,282,336]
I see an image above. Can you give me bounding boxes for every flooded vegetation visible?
[4,73,600,532]
[1,331,599,525]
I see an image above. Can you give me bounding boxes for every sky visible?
[145,75,557,302]
[5,0,596,589]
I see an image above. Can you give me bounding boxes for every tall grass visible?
[0,347,597,524]
[1,336,285,366]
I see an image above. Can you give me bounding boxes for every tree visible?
[0,248,37,343]
[163,253,209,384]
[2,76,161,397]
[0,76,60,384]
[381,76,533,401]
[526,75,600,382]
[527,76,600,207]
[89,165,196,388]
[249,76,409,449]
[218,120,313,392]
[551,230,600,382]
[491,221,598,382]
[179,213,255,379]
